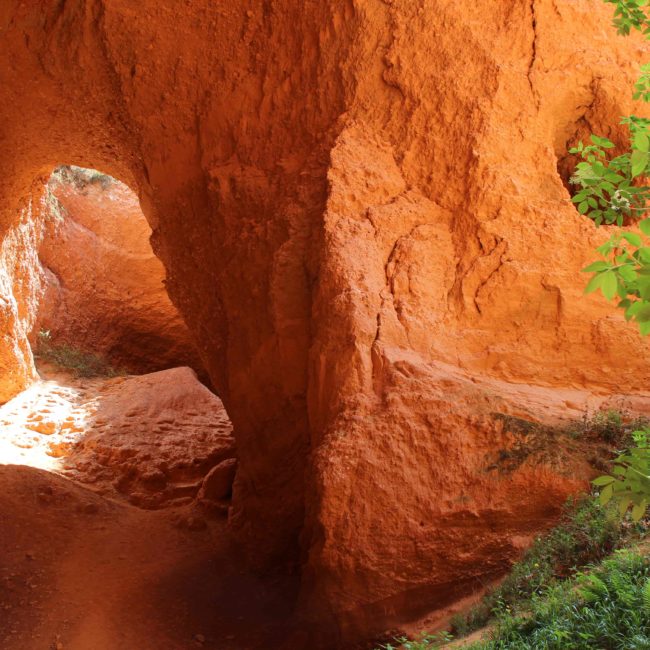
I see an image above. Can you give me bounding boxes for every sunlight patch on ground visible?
[0,376,89,472]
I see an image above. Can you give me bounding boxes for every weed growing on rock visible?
[487,410,647,474]
[377,631,453,650]
[35,330,125,378]
[50,165,114,191]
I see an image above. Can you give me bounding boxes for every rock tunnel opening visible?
[1,164,239,512]
[34,165,206,378]
[0,164,307,649]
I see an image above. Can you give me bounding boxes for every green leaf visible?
[635,303,650,322]
[631,150,649,177]
[619,265,638,282]
[622,232,643,246]
[578,200,589,215]
[637,277,650,300]
[600,271,618,300]
[585,274,605,294]
[599,483,614,505]
[635,132,650,152]
[618,496,632,517]
[591,134,615,149]
[581,261,610,273]
[631,501,647,522]
[597,240,615,255]
[592,475,616,486]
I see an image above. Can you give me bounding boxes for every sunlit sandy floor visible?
[0,368,97,472]
[0,365,296,650]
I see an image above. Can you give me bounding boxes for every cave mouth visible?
[0,166,304,649]
[1,164,238,513]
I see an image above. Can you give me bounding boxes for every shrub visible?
[572,1,650,338]
[594,428,650,521]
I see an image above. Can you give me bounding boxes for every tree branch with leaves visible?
[570,0,650,519]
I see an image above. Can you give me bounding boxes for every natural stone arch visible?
[0,1,340,577]
[3,1,650,647]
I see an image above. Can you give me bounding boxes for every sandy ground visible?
[0,367,297,650]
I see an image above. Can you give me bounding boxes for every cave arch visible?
[5,2,650,647]
[32,164,205,378]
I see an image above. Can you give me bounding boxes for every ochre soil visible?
[0,365,297,650]
[0,466,298,650]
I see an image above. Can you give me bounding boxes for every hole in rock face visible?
[35,165,205,378]
[1,163,239,511]
[0,166,302,649]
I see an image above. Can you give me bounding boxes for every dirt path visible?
[0,366,298,650]
[0,466,298,649]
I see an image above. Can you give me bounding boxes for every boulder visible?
[198,458,237,502]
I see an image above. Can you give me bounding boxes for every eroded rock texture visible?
[35,168,203,374]
[0,366,235,509]
[2,1,650,645]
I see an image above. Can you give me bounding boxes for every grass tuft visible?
[35,330,125,378]
[468,549,650,649]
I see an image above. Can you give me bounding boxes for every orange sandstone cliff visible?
[1,1,650,645]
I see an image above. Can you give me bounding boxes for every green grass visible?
[377,548,650,650]
[35,330,125,378]
[450,497,642,638]
[376,497,648,650]
[375,413,650,650]
[467,549,650,649]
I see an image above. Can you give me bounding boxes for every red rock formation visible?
[0,365,235,509]
[0,189,49,403]
[35,167,203,375]
[2,1,650,645]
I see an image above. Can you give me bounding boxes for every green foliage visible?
[571,0,650,531]
[569,134,650,227]
[377,632,453,650]
[50,165,114,191]
[374,498,647,649]
[580,228,650,334]
[35,330,124,378]
[605,0,650,35]
[633,63,650,101]
[465,549,650,649]
[571,1,650,336]
[449,497,630,637]
[594,429,650,521]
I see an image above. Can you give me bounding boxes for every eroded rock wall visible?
[1,0,650,645]
[0,188,49,403]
